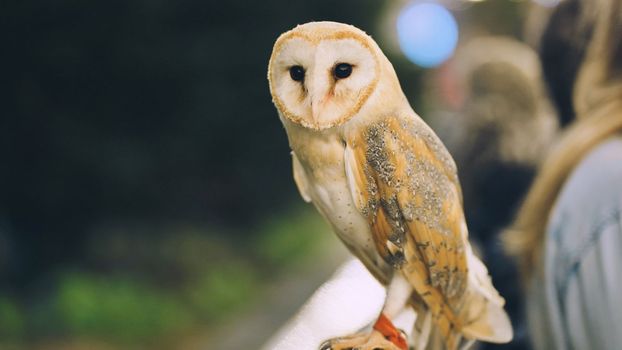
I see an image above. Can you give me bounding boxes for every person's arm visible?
[560,210,622,349]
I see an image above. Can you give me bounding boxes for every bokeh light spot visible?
[397,2,459,68]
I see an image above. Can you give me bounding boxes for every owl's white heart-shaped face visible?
[268,22,380,130]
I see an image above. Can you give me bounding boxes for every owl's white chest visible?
[310,164,372,251]
[288,130,379,262]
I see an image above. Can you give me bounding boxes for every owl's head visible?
[268,22,395,130]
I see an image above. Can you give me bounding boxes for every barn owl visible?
[268,22,512,350]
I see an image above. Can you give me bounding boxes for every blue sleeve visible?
[561,211,622,349]
[549,138,622,349]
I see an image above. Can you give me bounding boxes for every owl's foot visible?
[319,330,406,350]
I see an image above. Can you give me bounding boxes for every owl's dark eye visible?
[333,63,352,79]
[289,65,305,82]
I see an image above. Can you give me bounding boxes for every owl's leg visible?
[319,273,413,350]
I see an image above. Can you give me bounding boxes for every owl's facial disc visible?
[269,33,379,130]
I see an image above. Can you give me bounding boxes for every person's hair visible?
[539,0,592,126]
[504,0,622,279]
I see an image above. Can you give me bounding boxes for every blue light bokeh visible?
[397,2,459,68]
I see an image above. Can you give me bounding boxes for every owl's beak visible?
[311,96,328,130]
[310,95,329,130]
[310,101,321,128]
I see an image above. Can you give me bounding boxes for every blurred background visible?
[2,0,562,349]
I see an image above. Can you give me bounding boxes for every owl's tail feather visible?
[408,293,455,350]
[409,299,505,350]
[412,248,513,350]
[408,306,461,350]
[458,249,513,344]
[459,292,512,344]
[404,242,512,349]
[417,323,467,350]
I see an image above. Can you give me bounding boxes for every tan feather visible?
[292,152,312,203]
[344,114,511,349]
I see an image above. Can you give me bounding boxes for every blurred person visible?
[504,0,622,349]
[427,36,558,350]
[429,36,557,247]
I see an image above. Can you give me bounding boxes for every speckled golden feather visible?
[344,114,500,350]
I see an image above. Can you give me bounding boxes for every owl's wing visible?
[345,116,471,348]
[292,152,312,202]
[345,116,468,296]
